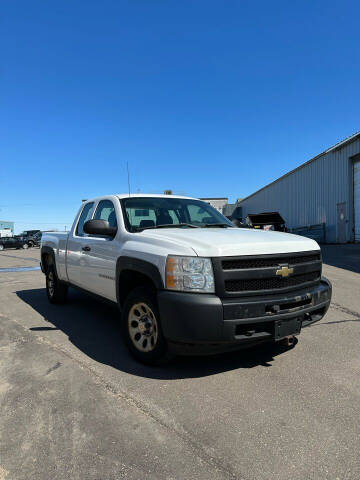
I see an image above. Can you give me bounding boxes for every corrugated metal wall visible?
[354,159,360,242]
[239,137,360,243]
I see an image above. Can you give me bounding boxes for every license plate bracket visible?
[274,318,302,341]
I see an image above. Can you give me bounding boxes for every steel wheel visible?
[45,265,68,304]
[128,302,158,353]
[47,270,55,298]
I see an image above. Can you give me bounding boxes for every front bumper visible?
[157,278,332,354]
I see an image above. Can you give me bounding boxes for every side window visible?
[94,200,118,228]
[76,202,94,236]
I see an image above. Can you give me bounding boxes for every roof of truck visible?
[81,194,200,204]
[115,193,195,200]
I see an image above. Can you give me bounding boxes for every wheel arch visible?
[116,257,164,307]
[41,246,57,275]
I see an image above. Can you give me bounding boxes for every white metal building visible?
[238,132,360,243]
[200,197,228,213]
[0,221,14,237]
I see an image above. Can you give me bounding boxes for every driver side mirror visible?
[83,219,117,238]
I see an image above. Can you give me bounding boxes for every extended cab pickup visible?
[41,194,332,364]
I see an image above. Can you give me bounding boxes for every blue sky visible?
[1,0,360,232]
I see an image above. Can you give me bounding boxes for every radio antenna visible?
[127,161,131,197]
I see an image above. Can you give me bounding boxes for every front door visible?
[3,238,12,249]
[8,238,17,249]
[66,201,95,286]
[337,202,347,243]
[78,199,119,301]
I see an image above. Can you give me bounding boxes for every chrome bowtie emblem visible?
[276,265,294,278]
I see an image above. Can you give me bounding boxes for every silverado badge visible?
[276,265,294,278]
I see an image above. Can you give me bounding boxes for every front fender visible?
[115,256,164,305]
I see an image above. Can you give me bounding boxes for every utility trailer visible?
[246,212,286,232]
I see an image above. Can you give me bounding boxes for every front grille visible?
[215,250,322,297]
[225,271,320,293]
[222,253,320,270]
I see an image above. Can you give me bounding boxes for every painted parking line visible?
[0,267,41,273]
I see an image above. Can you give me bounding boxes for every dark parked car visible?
[18,230,41,247]
[230,206,253,228]
[0,236,30,251]
[30,231,42,247]
[19,230,41,237]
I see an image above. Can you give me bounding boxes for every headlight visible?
[166,256,215,293]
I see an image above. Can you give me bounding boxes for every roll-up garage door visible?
[354,159,360,242]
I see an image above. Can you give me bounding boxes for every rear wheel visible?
[121,286,173,365]
[22,243,29,249]
[0,245,4,251]
[46,265,68,304]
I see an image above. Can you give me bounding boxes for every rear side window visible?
[94,200,117,228]
[76,202,94,236]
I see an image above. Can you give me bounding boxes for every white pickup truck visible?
[41,194,331,364]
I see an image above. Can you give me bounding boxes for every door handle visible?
[82,246,91,252]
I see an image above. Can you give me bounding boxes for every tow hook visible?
[280,335,295,347]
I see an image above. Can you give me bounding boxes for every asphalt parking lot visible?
[0,246,359,480]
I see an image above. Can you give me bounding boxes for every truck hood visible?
[139,228,320,257]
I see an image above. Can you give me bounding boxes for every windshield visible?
[121,197,234,232]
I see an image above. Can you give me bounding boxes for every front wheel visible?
[0,245,4,251]
[46,265,68,304]
[121,286,173,365]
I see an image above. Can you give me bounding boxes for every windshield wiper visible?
[135,223,200,232]
[202,223,233,228]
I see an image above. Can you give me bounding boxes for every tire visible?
[46,265,68,304]
[121,286,174,365]
[0,245,4,251]
[22,243,29,249]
